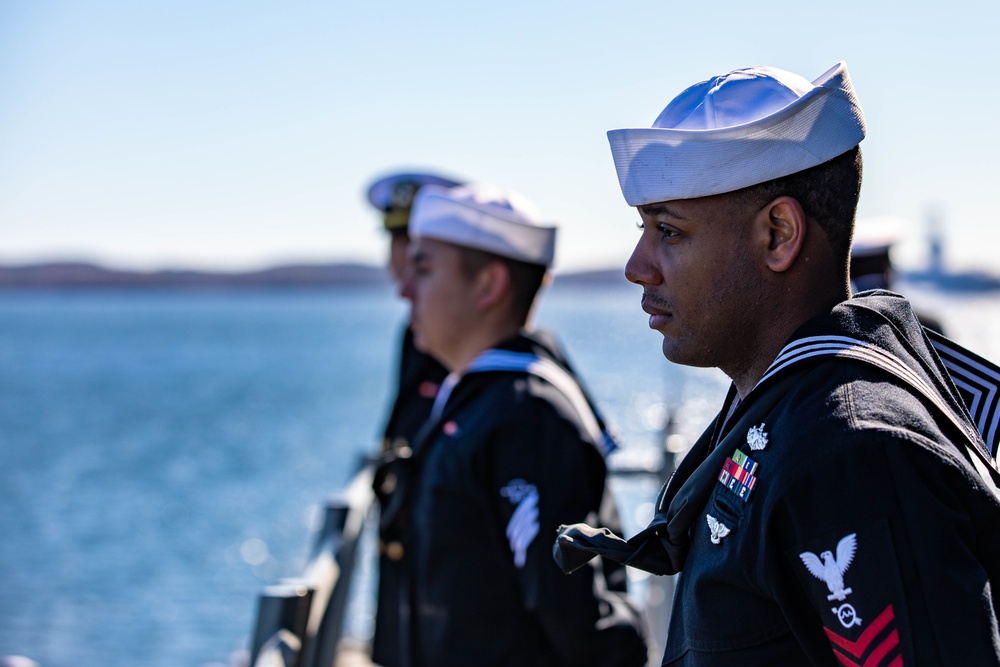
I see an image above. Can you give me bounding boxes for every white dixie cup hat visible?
[608,61,867,206]
[409,183,557,268]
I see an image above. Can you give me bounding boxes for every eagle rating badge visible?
[800,533,863,629]
[799,532,857,602]
[501,479,539,569]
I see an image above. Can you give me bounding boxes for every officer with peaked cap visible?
[554,62,1000,665]
[367,172,465,286]
[365,170,463,667]
[381,183,647,666]
[366,171,467,455]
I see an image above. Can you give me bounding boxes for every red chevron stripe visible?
[824,604,896,658]
[833,647,862,667]
[864,629,900,666]
[831,630,901,667]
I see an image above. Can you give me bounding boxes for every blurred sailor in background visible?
[365,170,463,667]
[382,183,647,666]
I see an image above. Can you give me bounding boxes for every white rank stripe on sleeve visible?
[506,488,540,568]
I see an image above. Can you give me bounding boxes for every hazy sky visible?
[1,1,997,273]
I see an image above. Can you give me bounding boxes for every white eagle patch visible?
[799,532,858,602]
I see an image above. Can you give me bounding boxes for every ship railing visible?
[247,436,679,667]
[248,460,375,667]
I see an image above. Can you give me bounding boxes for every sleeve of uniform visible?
[487,382,648,667]
[773,430,1000,666]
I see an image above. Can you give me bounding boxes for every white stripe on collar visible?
[926,330,1000,457]
[755,335,985,458]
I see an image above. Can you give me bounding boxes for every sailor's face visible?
[625,194,764,371]
[387,230,410,284]
[400,237,479,368]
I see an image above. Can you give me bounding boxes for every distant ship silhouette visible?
[902,208,1000,292]
[853,207,1000,295]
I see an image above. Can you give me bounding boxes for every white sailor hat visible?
[608,61,866,206]
[365,171,464,231]
[410,183,557,268]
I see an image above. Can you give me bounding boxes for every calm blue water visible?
[0,282,728,667]
[1,281,996,666]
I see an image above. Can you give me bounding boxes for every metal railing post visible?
[249,461,374,667]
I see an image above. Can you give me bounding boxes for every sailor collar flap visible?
[428,347,616,458]
[378,340,615,548]
[747,295,999,466]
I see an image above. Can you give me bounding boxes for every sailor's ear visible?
[756,196,806,273]
[475,259,510,309]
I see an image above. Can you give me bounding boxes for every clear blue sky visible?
[1,1,997,273]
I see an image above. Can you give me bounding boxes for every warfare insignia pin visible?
[799,532,858,602]
[706,515,731,545]
[747,423,768,451]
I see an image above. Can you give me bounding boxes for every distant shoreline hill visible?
[5,261,994,292]
[0,261,392,288]
[0,261,633,289]
[900,268,1000,293]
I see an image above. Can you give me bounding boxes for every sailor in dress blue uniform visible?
[387,183,647,666]
[554,62,1000,666]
